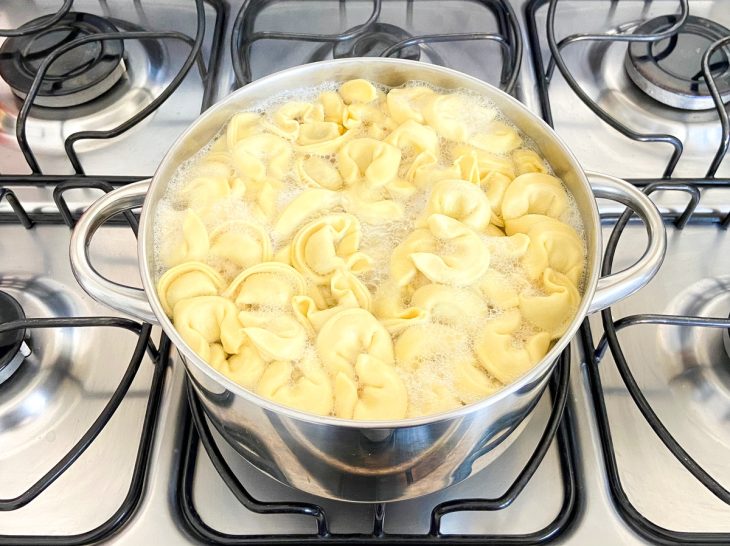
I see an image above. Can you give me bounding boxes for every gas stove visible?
[0,1,728,544]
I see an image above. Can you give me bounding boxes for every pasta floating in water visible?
[154,79,587,420]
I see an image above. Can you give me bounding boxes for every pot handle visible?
[69,180,159,324]
[586,171,666,314]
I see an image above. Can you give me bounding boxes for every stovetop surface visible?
[0,1,729,544]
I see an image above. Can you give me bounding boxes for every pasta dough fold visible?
[501,173,569,220]
[209,220,271,271]
[161,209,209,267]
[316,308,394,378]
[337,138,401,190]
[419,179,491,232]
[333,354,408,420]
[158,262,225,316]
[215,344,267,390]
[256,357,334,416]
[293,269,372,333]
[475,309,550,383]
[505,214,585,285]
[519,268,580,338]
[274,189,344,238]
[173,296,244,359]
[291,213,371,284]
[391,213,490,286]
[386,86,434,125]
[232,133,292,181]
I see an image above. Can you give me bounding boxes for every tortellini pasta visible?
[505,214,585,286]
[256,357,334,416]
[172,296,243,361]
[296,155,343,190]
[273,189,344,238]
[316,308,394,377]
[161,209,209,267]
[290,213,372,284]
[226,112,263,149]
[392,213,490,286]
[232,133,292,181]
[266,101,325,141]
[293,269,372,333]
[423,94,496,142]
[154,78,586,420]
[409,283,487,327]
[334,353,408,420]
[470,121,522,154]
[209,220,271,271]
[513,148,549,175]
[339,79,378,104]
[386,120,439,157]
[418,179,491,232]
[386,86,434,125]
[501,173,569,220]
[475,309,551,384]
[158,262,225,316]
[337,138,401,190]
[214,344,267,390]
[519,268,580,338]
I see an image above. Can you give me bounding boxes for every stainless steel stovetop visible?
[0,1,729,544]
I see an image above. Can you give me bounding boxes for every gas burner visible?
[0,12,126,108]
[625,15,730,111]
[660,277,730,438]
[0,290,30,385]
[333,23,421,60]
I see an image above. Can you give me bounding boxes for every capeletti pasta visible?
[154,79,586,420]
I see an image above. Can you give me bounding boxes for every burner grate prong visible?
[703,36,730,178]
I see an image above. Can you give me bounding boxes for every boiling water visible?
[153,80,587,417]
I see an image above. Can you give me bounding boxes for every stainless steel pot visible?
[69,59,666,503]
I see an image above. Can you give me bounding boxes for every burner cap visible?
[0,291,28,384]
[333,23,421,61]
[0,12,125,108]
[625,15,730,110]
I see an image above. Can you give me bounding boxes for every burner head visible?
[0,290,28,385]
[625,15,730,111]
[0,12,125,108]
[333,23,421,60]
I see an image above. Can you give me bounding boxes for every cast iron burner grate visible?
[332,22,421,60]
[625,15,730,111]
[0,12,126,108]
[230,0,522,92]
[0,290,30,385]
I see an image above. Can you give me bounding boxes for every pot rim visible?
[138,58,601,429]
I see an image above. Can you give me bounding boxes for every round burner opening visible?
[333,23,421,61]
[0,290,29,385]
[0,12,126,108]
[625,15,730,110]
